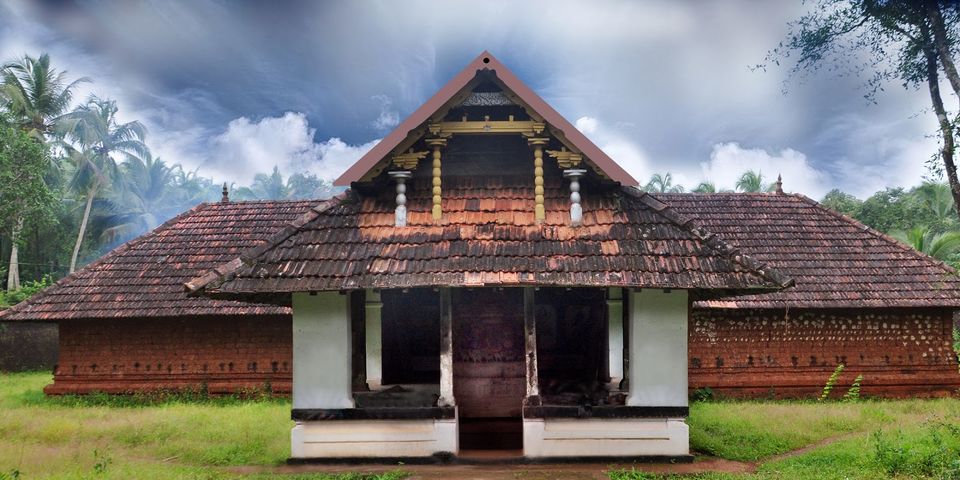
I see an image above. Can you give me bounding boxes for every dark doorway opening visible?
[453,288,525,451]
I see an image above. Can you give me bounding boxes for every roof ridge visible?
[789,193,959,276]
[634,188,794,290]
[0,201,214,320]
[184,191,353,294]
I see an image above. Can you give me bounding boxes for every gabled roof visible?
[0,200,316,321]
[656,192,960,308]
[334,51,639,186]
[185,176,790,295]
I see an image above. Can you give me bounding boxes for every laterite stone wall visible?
[0,321,58,371]
[689,307,960,398]
[47,316,292,395]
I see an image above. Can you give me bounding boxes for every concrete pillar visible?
[364,290,383,390]
[292,292,354,409]
[523,287,540,404]
[626,289,688,407]
[438,288,455,407]
[607,287,625,389]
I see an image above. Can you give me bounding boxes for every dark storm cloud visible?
[0,0,942,194]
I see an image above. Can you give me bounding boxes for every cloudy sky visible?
[0,1,946,198]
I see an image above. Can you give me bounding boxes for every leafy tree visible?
[821,189,864,217]
[0,115,55,290]
[1,53,86,289]
[61,96,149,273]
[912,181,957,233]
[767,0,960,221]
[642,172,684,193]
[856,187,918,232]
[890,226,960,263]
[693,181,717,193]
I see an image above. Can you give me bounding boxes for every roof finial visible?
[774,174,783,194]
[221,182,229,203]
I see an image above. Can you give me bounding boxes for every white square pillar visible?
[607,287,624,388]
[626,289,688,407]
[364,290,383,390]
[292,292,354,409]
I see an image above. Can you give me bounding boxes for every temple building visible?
[2,51,959,461]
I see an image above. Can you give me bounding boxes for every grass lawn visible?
[1,372,959,479]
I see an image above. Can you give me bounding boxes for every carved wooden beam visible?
[428,118,545,137]
[391,149,428,170]
[546,147,583,169]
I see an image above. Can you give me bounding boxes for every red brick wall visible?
[689,307,960,398]
[47,316,292,395]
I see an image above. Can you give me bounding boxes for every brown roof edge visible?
[625,187,794,291]
[790,193,960,276]
[0,202,214,321]
[334,51,639,187]
[184,191,352,294]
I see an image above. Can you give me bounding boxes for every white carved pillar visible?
[438,287,455,406]
[389,171,412,227]
[364,289,383,390]
[607,287,624,389]
[563,169,587,226]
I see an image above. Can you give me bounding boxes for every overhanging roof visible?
[334,51,639,186]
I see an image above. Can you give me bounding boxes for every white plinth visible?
[522,417,689,458]
[291,418,458,459]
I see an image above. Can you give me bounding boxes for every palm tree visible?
[1,53,89,139]
[1,53,87,290]
[693,181,717,193]
[890,226,960,262]
[735,170,771,193]
[62,96,148,273]
[643,173,684,193]
[99,153,175,244]
[914,182,956,224]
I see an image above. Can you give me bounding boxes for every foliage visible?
[764,0,960,226]
[820,189,862,218]
[0,116,55,241]
[233,166,338,201]
[735,170,775,193]
[0,53,89,139]
[871,423,960,478]
[0,276,53,309]
[691,387,714,402]
[890,226,960,263]
[642,172,684,193]
[844,374,864,402]
[693,181,717,193]
[820,363,845,401]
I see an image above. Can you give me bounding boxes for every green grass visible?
[2,371,959,479]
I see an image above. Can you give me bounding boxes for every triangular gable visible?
[334,51,638,186]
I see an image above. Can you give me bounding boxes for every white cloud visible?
[370,94,399,132]
[701,142,831,197]
[575,116,656,186]
[204,112,377,184]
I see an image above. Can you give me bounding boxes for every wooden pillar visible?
[364,289,383,390]
[523,287,541,405]
[607,287,624,389]
[438,287,455,407]
[426,138,447,221]
[529,138,549,222]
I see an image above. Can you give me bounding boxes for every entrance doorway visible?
[453,288,524,450]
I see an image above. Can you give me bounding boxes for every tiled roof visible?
[0,200,316,321]
[187,175,790,295]
[656,193,960,308]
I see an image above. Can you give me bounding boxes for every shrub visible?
[871,422,960,478]
[691,387,714,402]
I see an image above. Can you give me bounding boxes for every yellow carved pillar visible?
[426,138,447,221]
[528,138,549,222]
